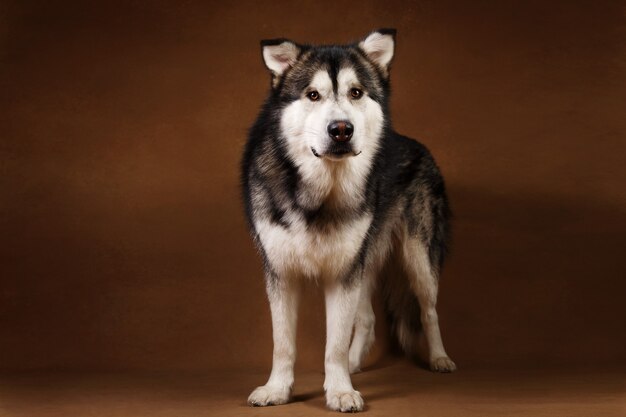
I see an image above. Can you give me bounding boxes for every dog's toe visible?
[247,385,290,407]
[326,390,364,412]
[430,356,457,373]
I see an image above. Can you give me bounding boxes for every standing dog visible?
[241,29,456,412]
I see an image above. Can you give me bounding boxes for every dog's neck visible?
[294,152,373,214]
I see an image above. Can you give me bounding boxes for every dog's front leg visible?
[324,279,364,412]
[248,275,300,407]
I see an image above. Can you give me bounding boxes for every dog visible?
[241,29,456,412]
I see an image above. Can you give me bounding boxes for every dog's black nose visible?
[327,120,354,142]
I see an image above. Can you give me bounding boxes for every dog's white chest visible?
[255,213,372,279]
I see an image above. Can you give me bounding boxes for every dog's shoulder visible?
[374,131,437,179]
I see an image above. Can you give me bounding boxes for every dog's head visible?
[260,29,395,162]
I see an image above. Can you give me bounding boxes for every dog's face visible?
[261,30,395,162]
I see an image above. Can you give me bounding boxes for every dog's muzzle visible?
[311,143,362,159]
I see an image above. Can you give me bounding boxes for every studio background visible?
[1,1,625,416]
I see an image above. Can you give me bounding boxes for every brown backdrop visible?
[1,0,625,373]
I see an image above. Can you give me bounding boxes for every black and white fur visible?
[242,29,456,412]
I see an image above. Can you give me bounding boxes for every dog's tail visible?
[380,265,423,356]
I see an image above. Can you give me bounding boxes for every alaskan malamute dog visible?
[242,29,456,412]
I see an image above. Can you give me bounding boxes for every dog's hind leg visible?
[324,279,365,412]
[248,275,300,407]
[401,236,456,373]
[348,274,375,374]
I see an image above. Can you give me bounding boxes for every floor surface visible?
[1,359,624,416]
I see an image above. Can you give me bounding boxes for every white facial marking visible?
[280,70,332,160]
[279,67,384,211]
[335,67,384,157]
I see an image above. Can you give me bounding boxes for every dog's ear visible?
[260,39,300,86]
[359,29,396,76]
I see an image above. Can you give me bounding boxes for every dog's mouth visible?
[311,146,362,160]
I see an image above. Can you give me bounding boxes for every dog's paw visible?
[430,356,457,373]
[247,385,290,407]
[326,389,364,413]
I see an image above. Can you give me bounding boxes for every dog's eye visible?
[306,91,320,101]
[350,88,363,99]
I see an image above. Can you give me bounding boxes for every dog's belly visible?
[255,214,373,279]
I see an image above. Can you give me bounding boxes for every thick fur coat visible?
[241,29,455,412]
